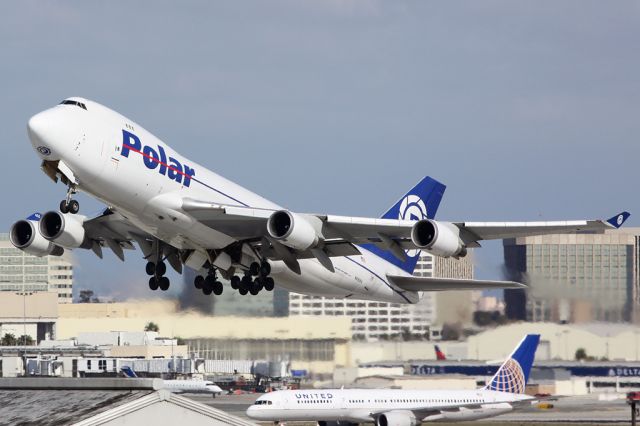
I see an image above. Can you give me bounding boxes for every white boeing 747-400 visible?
[10,98,629,303]
[121,366,223,397]
[247,335,543,424]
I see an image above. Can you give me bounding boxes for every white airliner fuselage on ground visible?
[11,98,629,303]
[247,335,543,424]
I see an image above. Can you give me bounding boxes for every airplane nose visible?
[246,406,259,419]
[27,112,50,145]
[26,109,68,160]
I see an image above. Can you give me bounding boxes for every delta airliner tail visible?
[484,334,540,394]
[434,345,446,360]
[361,176,446,274]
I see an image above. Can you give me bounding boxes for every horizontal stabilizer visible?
[386,275,526,292]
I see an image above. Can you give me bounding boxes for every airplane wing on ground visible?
[386,275,526,291]
[371,400,520,422]
[181,198,629,261]
[371,395,558,422]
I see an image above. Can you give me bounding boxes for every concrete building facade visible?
[0,292,58,343]
[289,252,474,341]
[56,301,352,376]
[0,233,73,303]
[504,228,640,323]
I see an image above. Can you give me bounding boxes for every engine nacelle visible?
[10,219,64,257]
[267,210,319,250]
[376,411,419,426]
[39,211,87,249]
[411,219,467,258]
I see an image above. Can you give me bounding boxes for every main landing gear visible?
[234,261,274,296]
[193,269,223,296]
[59,185,80,214]
[195,261,275,298]
[147,260,170,291]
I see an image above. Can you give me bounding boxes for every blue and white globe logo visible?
[617,214,624,226]
[37,146,51,156]
[487,358,526,394]
[398,195,427,258]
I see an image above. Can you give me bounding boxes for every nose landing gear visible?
[59,185,80,214]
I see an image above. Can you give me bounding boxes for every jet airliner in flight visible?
[10,98,629,303]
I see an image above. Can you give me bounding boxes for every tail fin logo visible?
[399,195,427,258]
[486,358,526,394]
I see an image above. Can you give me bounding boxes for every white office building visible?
[0,233,73,303]
[289,253,473,341]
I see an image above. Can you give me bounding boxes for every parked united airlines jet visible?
[10,98,629,303]
[247,335,542,424]
[121,366,223,397]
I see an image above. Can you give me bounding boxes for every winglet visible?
[606,211,631,229]
[26,212,42,221]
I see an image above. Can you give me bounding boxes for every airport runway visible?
[186,393,633,424]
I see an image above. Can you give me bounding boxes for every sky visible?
[0,1,638,300]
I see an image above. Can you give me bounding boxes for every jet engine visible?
[411,219,467,258]
[10,219,64,257]
[39,211,87,249]
[376,411,419,426]
[267,210,319,250]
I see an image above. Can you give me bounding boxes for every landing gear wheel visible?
[68,199,80,214]
[59,200,69,214]
[194,275,204,289]
[240,275,252,292]
[264,277,275,291]
[249,262,260,276]
[145,262,156,276]
[249,280,261,295]
[155,261,167,276]
[148,277,159,291]
[259,262,271,277]
[239,288,248,296]
[213,281,223,295]
[204,275,215,294]
[230,276,240,290]
[159,276,170,291]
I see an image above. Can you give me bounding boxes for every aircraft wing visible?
[453,213,631,244]
[386,275,526,291]
[372,397,541,421]
[80,209,142,260]
[79,209,184,272]
[181,198,629,255]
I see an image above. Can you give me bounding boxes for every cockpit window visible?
[254,400,273,405]
[60,100,87,110]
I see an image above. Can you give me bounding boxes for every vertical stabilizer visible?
[360,176,446,274]
[120,366,138,378]
[484,334,540,394]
